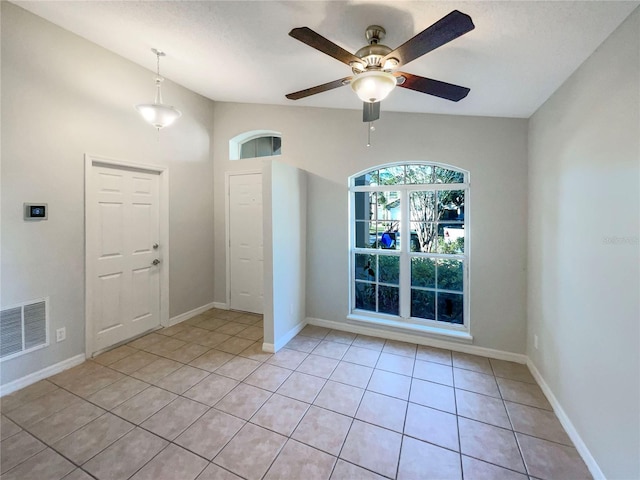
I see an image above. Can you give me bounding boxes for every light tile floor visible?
[0,309,592,480]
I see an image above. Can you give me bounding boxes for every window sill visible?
[346,313,473,344]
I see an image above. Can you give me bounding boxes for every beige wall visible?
[212,102,529,354]
[528,8,640,479]
[1,3,216,385]
[4,4,638,476]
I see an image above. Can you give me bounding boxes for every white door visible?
[89,165,161,352]
[229,173,264,314]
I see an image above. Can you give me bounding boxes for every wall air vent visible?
[0,298,49,361]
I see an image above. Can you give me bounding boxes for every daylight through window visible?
[239,135,281,159]
[350,163,469,332]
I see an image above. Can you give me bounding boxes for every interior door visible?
[229,173,264,314]
[90,164,161,352]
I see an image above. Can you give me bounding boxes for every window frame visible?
[348,161,471,339]
[229,130,282,160]
[239,135,281,159]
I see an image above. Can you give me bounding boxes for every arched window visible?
[349,162,469,335]
[229,130,282,160]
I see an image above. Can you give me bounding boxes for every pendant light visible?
[135,48,182,130]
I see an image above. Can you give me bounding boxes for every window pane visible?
[437,293,463,324]
[240,139,256,159]
[407,231,421,252]
[355,221,375,248]
[435,167,464,184]
[379,255,399,285]
[272,136,282,155]
[411,289,435,320]
[354,192,376,221]
[409,191,435,221]
[354,171,378,186]
[371,222,381,248]
[406,164,433,184]
[355,254,376,281]
[410,222,438,253]
[439,225,465,254]
[355,282,376,311]
[411,257,435,288]
[378,166,405,185]
[376,191,401,221]
[437,259,463,292]
[378,286,399,315]
[437,190,464,222]
[256,136,272,157]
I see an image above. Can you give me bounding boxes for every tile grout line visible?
[10,344,254,475]
[4,322,581,480]
[452,362,465,479]
[7,353,570,478]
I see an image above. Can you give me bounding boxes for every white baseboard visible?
[262,343,275,353]
[0,354,85,397]
[527,359,604,480]
[306,317,527,364]
[305,317,601,476]
[272,320,307,353]
[169,302,216,326]
[212,302,229,310]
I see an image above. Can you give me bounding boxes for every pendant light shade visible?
[135,49,182,130]
[135,92,182,130]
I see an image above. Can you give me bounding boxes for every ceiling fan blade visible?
[363,102,380,122]
[289,27,363,67]
[383,10,474,68]
[286,76,352,100]
[396,72,470,102]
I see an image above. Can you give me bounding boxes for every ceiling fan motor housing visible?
[353,44,392,72]
[352,25,394,73]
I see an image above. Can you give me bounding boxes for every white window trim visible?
[348,161,470,340]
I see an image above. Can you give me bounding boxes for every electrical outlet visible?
[56,327,66,342]
[534,334,539,350]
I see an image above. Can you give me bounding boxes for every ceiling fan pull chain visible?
[367,121,374,147]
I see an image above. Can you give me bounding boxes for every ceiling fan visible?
[285,10,475,122]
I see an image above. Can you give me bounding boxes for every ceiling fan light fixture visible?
[382,57,399,70]
[351,70,397,103]
[349,60,366,72]
[135,49,182,130]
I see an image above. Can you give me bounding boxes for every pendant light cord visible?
[154,51,163,105]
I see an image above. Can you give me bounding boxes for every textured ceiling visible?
[14,1,639,118]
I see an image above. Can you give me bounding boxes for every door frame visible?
[225,169,263,310]
[84,154,170,358]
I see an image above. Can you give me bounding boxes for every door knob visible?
[153,243,159,249]
[152,259,160,266]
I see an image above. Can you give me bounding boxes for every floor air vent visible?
[1,299,48,361]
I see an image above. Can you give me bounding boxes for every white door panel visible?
[229,173,263,314]
[90,165,161,352]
